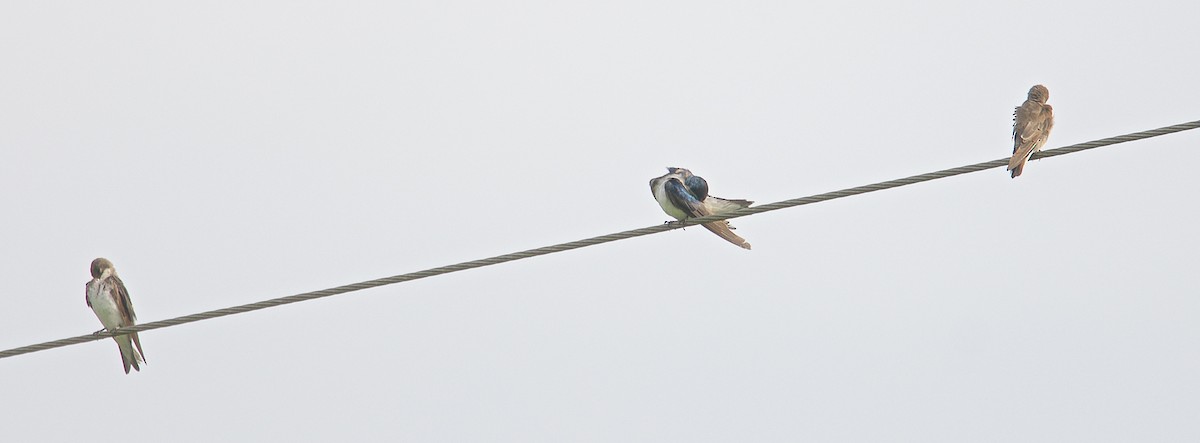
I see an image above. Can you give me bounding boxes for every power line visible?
[2,119,1197,361]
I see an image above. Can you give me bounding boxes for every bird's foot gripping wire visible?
[665,219,689,230]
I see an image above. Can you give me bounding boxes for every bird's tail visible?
[1009,161,1025,178]
[131,331,145,365]
[701,221,752,250]
[1008,143,1034,178]
[115,334,145,374]
[697,196,753,249]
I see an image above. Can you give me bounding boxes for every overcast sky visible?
[3,1,1199,441]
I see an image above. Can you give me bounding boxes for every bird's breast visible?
[86,282,124,330]
[651,180,689,220]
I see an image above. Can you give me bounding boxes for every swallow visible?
[650,167,753,249]
[85,258,146,374]
[1008,84,1055,178]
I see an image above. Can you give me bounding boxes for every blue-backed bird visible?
[650,167,753,249]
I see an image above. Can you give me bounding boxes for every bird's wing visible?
[1038,104,1054,146]
[703,196,752,214]
[1019,104,1053,149]
[664,178,705,218]
[110,276,137,324]
[1009,102,1052,170]
[110,276,145,361]
[683,175,709,201]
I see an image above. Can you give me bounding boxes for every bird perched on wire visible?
[85,258,146,374]
[650,167,753,249]
[1008,84,1055,178]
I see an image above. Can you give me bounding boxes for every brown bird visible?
[650,167,753,249]
[85,258,146,373]
[1008,84,1055,178]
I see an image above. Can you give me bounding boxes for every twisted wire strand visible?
[2,119,1197,360]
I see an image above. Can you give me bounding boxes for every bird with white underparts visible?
[85,258,146,374]
[650,167,753,249]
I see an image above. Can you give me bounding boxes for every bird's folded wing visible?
[704,196,752,214]
[664,179,705,218]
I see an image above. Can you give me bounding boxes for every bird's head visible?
[90,258,115,279]
[666,167,692,177]
[1028,85,1050,103]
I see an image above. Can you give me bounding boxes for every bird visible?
[85,258,146,374]
[1008,84,1055,178]
[650,167,753,249]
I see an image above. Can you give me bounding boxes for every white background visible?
[3,1,1199,441]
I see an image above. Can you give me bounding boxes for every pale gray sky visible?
[3,1,1200,441]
